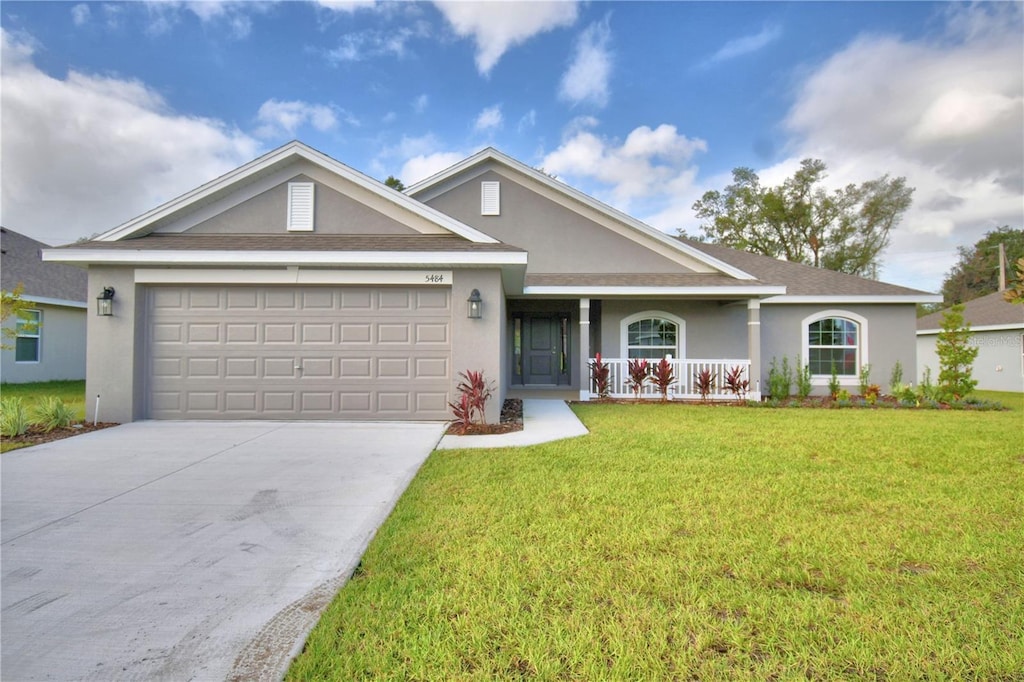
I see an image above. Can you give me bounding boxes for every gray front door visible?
[520,314,571,385]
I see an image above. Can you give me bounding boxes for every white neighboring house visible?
[917,291,1024,393]
[1,228,88,383]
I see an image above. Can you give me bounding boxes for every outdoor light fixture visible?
[467,289,482,319]
[96,287,115,317]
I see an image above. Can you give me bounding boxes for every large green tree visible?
[689,159,914,278]
[940,226,1024,306]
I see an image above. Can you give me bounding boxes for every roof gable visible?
[97,141,497,244]
[408,147,756,281]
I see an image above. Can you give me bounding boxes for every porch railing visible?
[588,358,759,401]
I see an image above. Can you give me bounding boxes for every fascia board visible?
[42,248,527,267]
[18,295,88,309]
[522,285,787,297]
[763,294,942,304]
[917,323,1024,335]
[95,142,497,244]
[408,147,758,281]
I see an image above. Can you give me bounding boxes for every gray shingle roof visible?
[677,237,932,297]
[917,291,1024,330]
[58,233,524,253]
[1,228,87,303]
[525,273,778,288]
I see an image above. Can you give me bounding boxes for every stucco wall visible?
[84,266,144,423]
[597,300,748,360]
[761,304,917,395]
[918,330,1024,393]
[424,169,690,275]
[185,175,419,235]
[451,269,505,423]
[0,303,86,383]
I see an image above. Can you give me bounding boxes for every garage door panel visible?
[148,285,451,419]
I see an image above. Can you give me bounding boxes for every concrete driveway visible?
[1,420,444,681]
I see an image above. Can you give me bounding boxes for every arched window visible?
[802,311,868,378]
[621,312,685,359]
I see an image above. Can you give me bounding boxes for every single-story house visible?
[917,291,1024,392]
[1,227,88,383]
[44,141,938,422]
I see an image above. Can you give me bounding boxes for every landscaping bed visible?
[2,422,120,452]
[445,398,523,436]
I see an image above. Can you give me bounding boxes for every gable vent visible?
[481,181,500,216]
[287,182,315,231]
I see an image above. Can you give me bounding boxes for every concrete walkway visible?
[437,399,588,449]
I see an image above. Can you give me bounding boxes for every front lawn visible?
[289,402,1023,680]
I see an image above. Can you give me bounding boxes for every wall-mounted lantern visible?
[96,287,115,317]
[467,289,482,319]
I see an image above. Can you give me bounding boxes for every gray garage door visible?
[147,285,451,419]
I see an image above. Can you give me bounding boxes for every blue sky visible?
[2,1,1021,293]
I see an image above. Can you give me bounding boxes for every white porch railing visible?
[587,358,760,401]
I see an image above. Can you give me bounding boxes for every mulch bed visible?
[445,398,523,436]
[3,422,120,450]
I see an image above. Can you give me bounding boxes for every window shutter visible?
[481,181,500,216]
[287,182,315,231]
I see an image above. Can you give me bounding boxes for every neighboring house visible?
[917,292,1024,393]
[1,227,88,383]
[44,142,938,423]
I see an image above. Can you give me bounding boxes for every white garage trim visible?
[136,269,454,285]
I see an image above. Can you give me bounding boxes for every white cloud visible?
[0,29,260,245]
[559,16,612,108]
[413,93,429,113]
[542,123,707,212]
[314,0,379,12]
[697,24,782,68]
[781,2,1023,291]
[325,23,428,63]
[400,151,464,186]
[433,0,578,75]
[71,4,91,26]
[133,1,263,39]
[474,105,503,132]
[255,99,340,138]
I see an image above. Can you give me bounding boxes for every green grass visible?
[289,402,1023,680]
[1,380,86,452]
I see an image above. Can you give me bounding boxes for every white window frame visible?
[287,182,315,231]
[620,311,685,360]
[15,308,41,364]
[800,310,868,385]
[481,181,500,216]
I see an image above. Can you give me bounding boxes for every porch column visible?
[579,298,591,401]
[747,299,761,400]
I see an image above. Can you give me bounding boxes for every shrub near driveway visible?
[289,404,1023,680]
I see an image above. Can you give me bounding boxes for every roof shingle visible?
[917,291,1024,330]
[1,228,87,302]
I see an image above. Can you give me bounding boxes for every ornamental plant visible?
[936,303,979,401]
[693,367,716,402]
[627,358,650,399]
[795,358,813,399]
[858,363,872,396]
[828,363,841,398]
[590,353,610,399]
[723,365,749,399]
[447,370,493,433]
[651,357,676,401]
[889,360,904,396]
[32,396,77,432]
[767,357,792,399]
[0,397,30,437]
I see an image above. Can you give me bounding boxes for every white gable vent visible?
[481,181,500,216]
[287,182,315,231]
